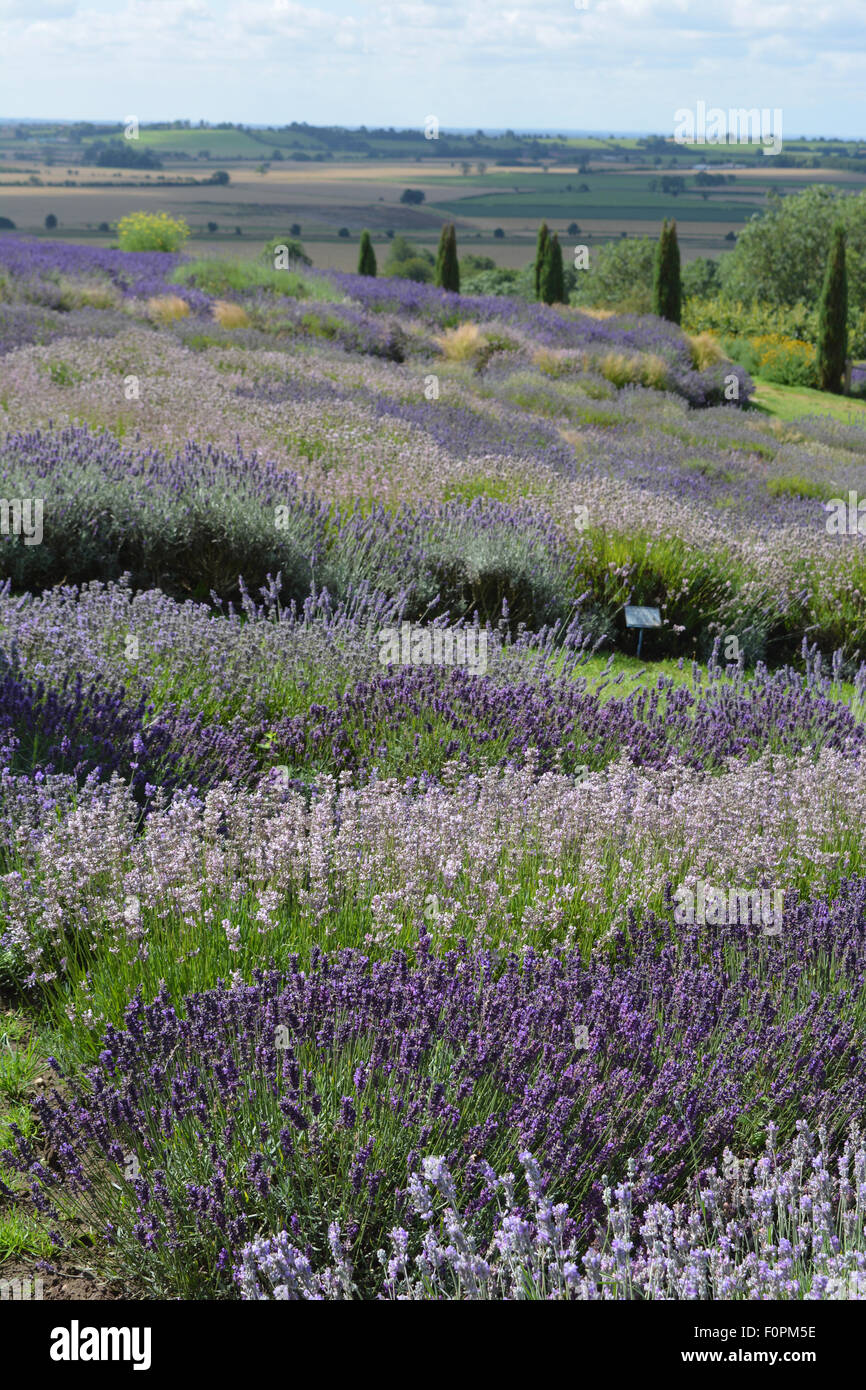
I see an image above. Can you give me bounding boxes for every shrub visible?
[749,333,819,387]
[461,267,525,298]
[684,295,818,344]
[260,237,312,270]
[117,211,190,253]
[767,475,837,501]
[0,426,328,603]
[333,497,574,628]
[237,1132,866,1301]
[384,257,433,284]
[383,236,435,284]
[172,258,311,299]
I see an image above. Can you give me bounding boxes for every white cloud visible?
[0,0,863,131]
[0,0,77,15]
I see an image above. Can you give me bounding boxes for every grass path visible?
[749,375,866,424]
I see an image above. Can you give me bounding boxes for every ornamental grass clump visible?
[146,295,190,324]
[434,323,488,362]
[211,299,250,329]
[686,330,726,371]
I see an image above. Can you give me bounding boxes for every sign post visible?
[624,605,662,658]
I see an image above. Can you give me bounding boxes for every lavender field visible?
[2,233,866,1304]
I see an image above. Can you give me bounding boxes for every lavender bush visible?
[239,1128,866,1300]
[7,885,866,1297]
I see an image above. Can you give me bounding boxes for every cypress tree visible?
[652,219,682,324]
[357,229,377,277]
[435,223,460,292]
[534,222,550,299]
[434,225,445,283]
[539,232,564,305]
[817,224,848,393]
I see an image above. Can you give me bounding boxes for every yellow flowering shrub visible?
[117,211,190,253]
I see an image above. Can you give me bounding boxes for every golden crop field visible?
[4,150,863,267]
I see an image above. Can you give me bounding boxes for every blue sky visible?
[0,0,864,136]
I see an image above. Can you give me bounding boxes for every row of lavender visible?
[0,236,747,406]
[0,574,862,797]
[5,894,866,1298]
[3,419,866,664]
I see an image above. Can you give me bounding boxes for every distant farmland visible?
[3,123,866,269]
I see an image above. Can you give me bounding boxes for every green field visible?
[750,378,866,424]
[3,122,866,271]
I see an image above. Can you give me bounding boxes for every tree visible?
[211,170,230,185]
[493,227,504,239]
[534,222,550,299]
[399,188,425,205]
[539,232,564,304]
[358,229,377,277]
[682,256,720,299]
[817,224,848,393]
[45,213,58,229]
[262,236,312,269]
[718,185,866,309]
[384,235,435,282]
[653,219,682,323]
[435,223,460,292]
[207,221,218,233]
[460,254,496,275]
[567,221,580,236]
